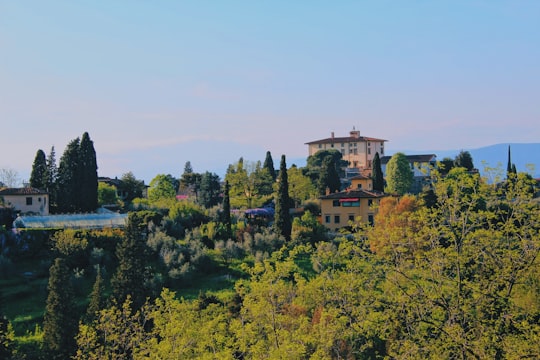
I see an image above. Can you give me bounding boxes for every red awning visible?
[339,198,359,202]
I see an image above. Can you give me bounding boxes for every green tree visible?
[148,174,176,202]
[79,132,99,212]
[263,150,276,181]
[45,146,58,209]
[111,212,152,310]
[97,182,118,206]
[86,265,106,322]
[43,257,78,358]
[303,149,348,185]
[317,156,341,195]
[222,180,232,239]
[29,149,47,190]
[385,152,413,195]
[57,137,81,212]
[197,171,221,208]
[225,158,271,209]
[454,150,474,171]
[372,152,384,192]
[179,161,201,198]
[120,171,145,203]
[274,155,291,240]
[0,291,14,360]
[287,165,317,208]
[438,156,455,176]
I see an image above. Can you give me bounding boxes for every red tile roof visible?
[0,187,48,195]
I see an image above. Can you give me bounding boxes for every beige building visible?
[319,177,386,230]
[305,128,387,172]
[0,187,49,215]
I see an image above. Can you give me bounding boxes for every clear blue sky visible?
[1,1,539,184]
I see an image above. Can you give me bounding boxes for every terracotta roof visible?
[320,189,386,200]
[380,154,436,164]
[0,187,48,195]
[349,174,371,180]
[305,135,387,145]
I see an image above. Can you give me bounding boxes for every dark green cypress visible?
[222,180,232,239]
[372,152,384,192]
[111,212,150,310]
[45,146,58,211]
[43,258,77,358]
[79,132,98,212]
[263,151,276,181]
[507,145,512,176]
[29,149,47,190]
[56,137,81,213]
[274,155,291,240]
[86,265,106,322]
[318,156,341,195]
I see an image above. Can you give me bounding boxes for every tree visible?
[45,146,58,209]
[222,181,232,239]
[274,155,291,240]
[263,151,276,181]
[111,212,152,310]
[86,265,106,322]
[0,168,20,188]
[317,156,341,195]
[97,182,118,207]
[43,258,78,358]
[454,150,474,171]
[179,161,201,198]
[29,149,47,190]
[197,171,221,208]
[287,165,317,208]
[385,152,413,195]
[120,172,145,203]
[303,149,348,185]
[79,132,98,212]
[372,152,384,192]
[148,174,176,202]
[0,291,14,359]
[438,157,455,176]
[56,137,81,212]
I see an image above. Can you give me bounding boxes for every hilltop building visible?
[305,128,387,174]
[0,187,49,215]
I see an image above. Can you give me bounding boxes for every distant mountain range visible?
[393,143,540,179]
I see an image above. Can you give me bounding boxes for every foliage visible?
[263,150,276,181]
[317,156,341,195]
[287,165,317,208]
[86,265,106,323]
[29,149,47,190]
[372,151,384,192]
[0,168,20,188]
[274,155,292,241]
[79,132,99,212]
[225,158,273,209]
[291,211,327,245]
[43,257,78,358]
[148,174,177,202]
[385,152,413,195]
[97,182,119,206]
[454,149,475,171]
[197,171,221,208]
[222,181,232,239]
[120,172,145,203]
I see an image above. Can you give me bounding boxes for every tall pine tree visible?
[222,180,232,239]
[29,149,47,190]
[372,152,384,192]
[86,265,106,322]
[274,155,291,240]
[43,258,78,358]
[45,146,58,210]
[79,132,98,212]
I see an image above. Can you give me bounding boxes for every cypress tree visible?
[79,132,98,212]
[263,151,276,181]
[111,212,151,310]
[56,137,81,213]
[274,155,291,240]
[45,146,58,210]
[507,145,512,176]
[222,180,232,239]
[318,156,341,195]
[372,152,384,192]
[29,149,47,190]
[43,258,77,358]
[86,265,106,322]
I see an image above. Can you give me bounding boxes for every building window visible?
[26,197,32,205]
[334,215,340,224]
[318,144,322,149]
[325,215,331,223]
[368,199,373,206]
[368,214,374,225]
[348,214,355,222]
[332,200,340,207]
[357,183,362,189]
[341,200,360,207]
[341,143,344,147]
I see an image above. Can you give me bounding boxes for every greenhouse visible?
[14,211,128,229]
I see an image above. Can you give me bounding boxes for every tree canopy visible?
[385,152,413,195]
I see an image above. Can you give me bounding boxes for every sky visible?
[1,1,539,184]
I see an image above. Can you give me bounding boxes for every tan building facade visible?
[305,128,387,172]
[0,187,49,215]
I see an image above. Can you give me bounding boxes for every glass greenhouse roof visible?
[15,212,128,229]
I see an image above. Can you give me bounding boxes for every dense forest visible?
[1,139,539,359]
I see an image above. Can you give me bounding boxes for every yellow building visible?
[305,128,387,172]
[319,176,386,230]
[0,187,49,215]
